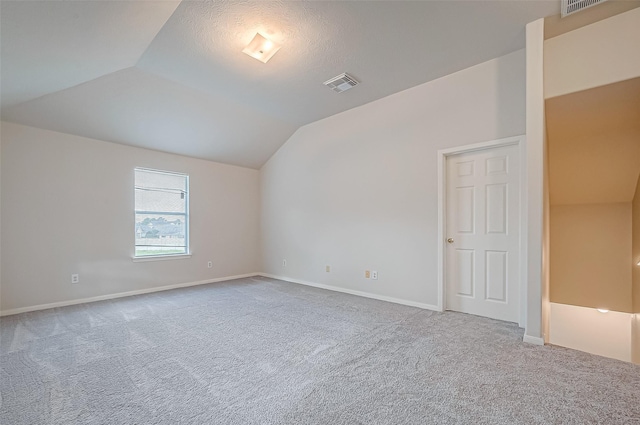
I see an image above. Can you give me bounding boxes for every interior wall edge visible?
[525,17,546,342]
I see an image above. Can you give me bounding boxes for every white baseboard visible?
[523,334,545,346]
[258,273,441,312]
[0,273,259,317]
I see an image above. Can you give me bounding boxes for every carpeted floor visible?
[1,276,638,424]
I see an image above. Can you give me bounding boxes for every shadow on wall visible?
[545,78,640,363]
[542,5,640,364]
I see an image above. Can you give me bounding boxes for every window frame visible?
[133,167,190,260]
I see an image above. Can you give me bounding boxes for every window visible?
[134,168,189,257]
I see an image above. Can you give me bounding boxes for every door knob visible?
[447,238,454,244]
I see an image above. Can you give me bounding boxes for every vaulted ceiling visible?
[1,1,561,169]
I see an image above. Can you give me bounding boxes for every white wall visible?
[544,7,640,99]
[526,18,547,344]
[549,302,632,363]
[260,50,525,311]
[0,122,260,313]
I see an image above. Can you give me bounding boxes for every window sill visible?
[132,254,192,263]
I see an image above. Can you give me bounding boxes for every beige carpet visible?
[1,276,639,424]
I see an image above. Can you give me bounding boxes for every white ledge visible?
[132,254,192,262]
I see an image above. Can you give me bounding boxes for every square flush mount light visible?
[242,33,281,63]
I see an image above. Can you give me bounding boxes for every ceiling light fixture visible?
[242,33,281,63]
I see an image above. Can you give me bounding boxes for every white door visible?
[445,144,520,322]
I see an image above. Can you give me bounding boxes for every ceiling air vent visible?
[561,0,608,17]
[323,73,359,93]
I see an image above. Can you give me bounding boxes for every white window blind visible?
[134,168,189,257]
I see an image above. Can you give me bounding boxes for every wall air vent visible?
[561,0,608,17]
[323,73,359,93]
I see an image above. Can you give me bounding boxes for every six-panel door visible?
[445,145,520,323]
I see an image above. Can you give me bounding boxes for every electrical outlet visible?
[372,271,378,280]
[71,274,79,284]
[207,261,213,269]
[365,270,371,279]
[282,259,287,267]
[325,265,331,273]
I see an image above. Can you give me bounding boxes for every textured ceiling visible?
[0,1,180,108]
[547,77,640,205]
[1,0,562,169]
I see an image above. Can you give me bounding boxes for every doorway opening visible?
[546,77,640,363]
[437,135,527,327]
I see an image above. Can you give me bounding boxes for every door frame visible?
[437,135,527,328]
